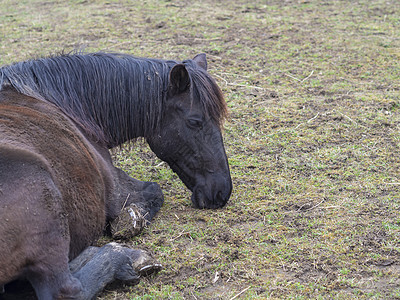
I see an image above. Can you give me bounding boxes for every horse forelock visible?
[183,60,227,128]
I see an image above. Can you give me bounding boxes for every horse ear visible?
[193,53,207,71]
[169,64,190,95]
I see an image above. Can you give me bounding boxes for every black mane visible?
[0,52,227,147]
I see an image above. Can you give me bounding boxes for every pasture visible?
[1,0,399,299]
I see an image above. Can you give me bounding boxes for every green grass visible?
[1,0,400,299]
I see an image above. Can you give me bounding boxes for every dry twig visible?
[229,286,251,300]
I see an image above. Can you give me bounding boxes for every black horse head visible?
[147,54,232,209]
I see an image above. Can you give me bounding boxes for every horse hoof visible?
[103,243,162,278]
[110,204,145,239]
[138,263,162,277]
[128,249,162,277]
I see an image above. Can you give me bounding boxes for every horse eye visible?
[187,119,203,129]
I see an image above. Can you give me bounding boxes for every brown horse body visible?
[0,88,163,298]
[0,52,232,299]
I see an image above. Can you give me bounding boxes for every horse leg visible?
[69,243,161,299]
[27,242,162,300]
[26,267,82,300]
[0,157,83,300]
[108,167,164,223]
[20,179,83,300]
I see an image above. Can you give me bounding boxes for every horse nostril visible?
[214,190,227,208]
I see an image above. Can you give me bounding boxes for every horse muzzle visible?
[190,173,232,209]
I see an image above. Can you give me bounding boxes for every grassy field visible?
[1,0,400,299]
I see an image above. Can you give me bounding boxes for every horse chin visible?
[191,190,206,209]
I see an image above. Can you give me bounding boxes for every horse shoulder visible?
[0,145,69,284]
[0,93,111,258]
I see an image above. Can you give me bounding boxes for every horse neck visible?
[1,53,171,148]
[97,89,164,148]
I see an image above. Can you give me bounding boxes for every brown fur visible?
[0,52,231,298]
[0,88,155,296]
